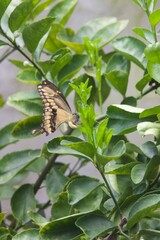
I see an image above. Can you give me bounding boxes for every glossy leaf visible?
[0,0,11,20]
[127,194,160,228]
[32,0,56,18]
[149,9,160,26]
[131,163,147,184]
[140,141,158,158]
[51,192,71,220]
[44,23,64,52]
[57,17,117,53]
[146,0,158,13]
[11,184,36,224]
[50,48,73,79]
[7,90,42,116]
[12,229,39,240]
[147,61,160,83]
[140,105,160,118]
[73,188,103,213]
[12,116,42,139]
[28,212,48,227]
[48,0,77,25]
[96,20,128,48]
[107,104,143,135]
[133,0,146,10]
[137,122,160,144]
[105,53,130,96]
[145,43,160,63]
[22,17,55,54]
[0,122,18,149]
[48,136,93,160]
[8,0,39,32]
[58,54,89,83]
[0,149,40,184]
[0,228,10,240]
[105,162,137,175]
[46,167,68,201]
[112,36,146,69]
[136,74,151,91]
[61,140,95,160]
[40,213,83,240]
[133,27,155,43]
[76,213,116,240]
[67,177,101,205]
[16,68,42,84]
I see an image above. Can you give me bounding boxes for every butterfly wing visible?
[32,80,78,136]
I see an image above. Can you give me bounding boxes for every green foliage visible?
[0,0,160,239]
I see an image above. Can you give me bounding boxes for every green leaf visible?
[28,212,48,227]
[57,17,117,53]
[7,90,42,116]
[140,105,160,118]
[61,140,95,160]
[76,213,116,240]
[102,140,126,162]
[107,104,143,135]
[12,116,42,139]
[8,0,39,32]
[11,184,36,224]
[0,227,10,240]
[40,214,83,240]
[145,43,160,63]
[149,9,160,26]
[137,122,160,144]
[0,149,40,184]
[0,95,4,107]
[93,20,128,49]
[133,27,155,43]
[46,167,68,201]
[105,162,137,175]
[140,141,158,158]
[105,53,130,96]
[74,188,103,213]
[48,136,92,160]
[139,229,160,239]
[146,0,158,13]
[32,0,56,19]
[0,122,18,149]
[67,177,101,205]
[16,68,42,84]
[0,185,14,200]
[44,23,64,52]
[131,163,147,184]
[147,61,160,83]
[127,194,160,228]
[22,17,55,54]
[12,229,39,240]
[51,192,72,220]
[0,213,5,225]
[0,0,11,20]
[112,36,146,69]
[121,96,137,106]
[136,74,151,92]
[48,0,77,25]
[50,47,73,79]
[133,0,146,10]
[58,54,89,83]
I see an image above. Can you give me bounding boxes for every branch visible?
[34,154,58,194]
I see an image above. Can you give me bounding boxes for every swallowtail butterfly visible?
[32,80,79,136]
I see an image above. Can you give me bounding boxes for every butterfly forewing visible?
[32,80,78,136]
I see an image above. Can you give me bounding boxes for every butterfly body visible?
[32,80,78,136]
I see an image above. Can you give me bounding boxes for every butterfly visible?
[32,80,79,136]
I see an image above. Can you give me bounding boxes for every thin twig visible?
[0,48,15,63]
[34,154,58,194]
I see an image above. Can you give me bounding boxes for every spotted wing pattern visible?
[32,80,78,136]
